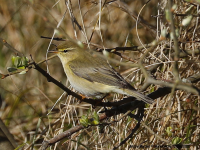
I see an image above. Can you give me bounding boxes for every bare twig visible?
[168,0,180,81]
[0,37,24,56]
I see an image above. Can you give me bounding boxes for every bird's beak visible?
[48,50,59,53]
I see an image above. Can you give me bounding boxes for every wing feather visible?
[69,59,132,89]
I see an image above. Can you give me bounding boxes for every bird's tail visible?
[124,89,154,104]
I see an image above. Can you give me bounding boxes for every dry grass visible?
[0,0,200,150]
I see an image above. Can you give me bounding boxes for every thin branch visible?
[147,77,200,96]
[1,55,57,79]
[114,1,157,37]
[0,37,24,57]
[138,40,160,78]
[168,0,180,81]
[141,122,170,143]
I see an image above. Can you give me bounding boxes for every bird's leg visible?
[80,94,87,100]
[77,94,87,103]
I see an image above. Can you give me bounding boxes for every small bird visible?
[49,40,153,104]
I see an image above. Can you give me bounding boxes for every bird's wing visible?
[69,59,132,89]
[69,58,154,104]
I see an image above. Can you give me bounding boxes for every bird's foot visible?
[79,94,87,102]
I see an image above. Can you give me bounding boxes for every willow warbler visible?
[49,40,153,104]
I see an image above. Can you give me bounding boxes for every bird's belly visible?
[67,73,116,98]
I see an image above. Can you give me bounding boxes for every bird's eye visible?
[63,50,68,53]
